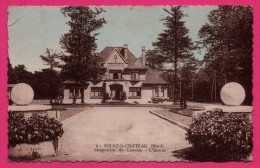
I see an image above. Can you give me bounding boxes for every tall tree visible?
[153,6,194,103]
[145,49,165,70]
[40,48,60,104]
[198,6,253,104]
[59,7,106,104]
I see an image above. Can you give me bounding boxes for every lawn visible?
[152,109,193,127]
[52,104,89,121]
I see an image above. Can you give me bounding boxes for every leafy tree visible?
[8,57,17,84]
[32,69,61,100]
[59,7,106,104]
[153,6,195,103]
[40,48,60,104]
[13,64,33,84]
[191,67,212,102]
[198,6,253,104]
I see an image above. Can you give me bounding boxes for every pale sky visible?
[8,6,216,72]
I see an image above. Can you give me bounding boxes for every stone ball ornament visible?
[11,83,34,105]
[220,82,245,106]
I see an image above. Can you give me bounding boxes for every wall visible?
[63,82,168,104]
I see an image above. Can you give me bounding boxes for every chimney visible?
[141,46,146,66]
[123,44,128,60]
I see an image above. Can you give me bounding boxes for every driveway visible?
[49,107,191,162]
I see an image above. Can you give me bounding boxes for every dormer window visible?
[131,71,139,80]
[109,70,122,79]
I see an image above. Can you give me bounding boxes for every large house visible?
[62,45,169,104]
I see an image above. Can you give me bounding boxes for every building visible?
[62,45,169,104]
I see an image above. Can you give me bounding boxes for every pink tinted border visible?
[0,0,259,167]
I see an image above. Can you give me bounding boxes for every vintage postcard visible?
[7,5,253,163]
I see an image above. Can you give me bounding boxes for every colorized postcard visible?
[7,6,253,162]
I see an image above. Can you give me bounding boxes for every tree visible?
[198,6,253,104]
[40,48,60,104]
[179,56,198,99]
[153,6,194,103]
[32,69,61,100]
[59,7,106,104]
[40,48,60,71]
[145,49,164,70]
[13,65,33,84]
[8,57,17,84]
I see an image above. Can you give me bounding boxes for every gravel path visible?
[38,107,191,162]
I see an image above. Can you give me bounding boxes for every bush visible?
[186,111,252,161]
[102,92,110,103]
[8,113,64,148]
[120,91,127,102]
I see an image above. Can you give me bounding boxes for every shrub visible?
[102,92,110,103]
[8,113,27,148]
[120,91,127,102]
[8,113,64,148]
[186,111,252,161]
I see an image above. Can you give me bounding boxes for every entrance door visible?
[115,89,121,100]
[110,84,123,100]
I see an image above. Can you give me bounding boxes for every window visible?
[109,70,122,79]
[161,87,165,97]
[131,71,139,80]
[91,87,102,97]
[69,88,80,99]
[129,87,141,97]
[154,87,159,97]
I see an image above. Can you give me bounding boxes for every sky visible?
[8,6,216,72]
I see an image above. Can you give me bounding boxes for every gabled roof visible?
[98,46,167,84]
[98,47,147,69]
[103,48,128,64]
[144,68,168,84]
[63,47,168,85]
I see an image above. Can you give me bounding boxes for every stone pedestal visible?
[192,105,252,119]
[8,104,61,158]
[8,105,60,120]
[8,140,58,159]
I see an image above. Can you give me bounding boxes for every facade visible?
[62,45,169,104]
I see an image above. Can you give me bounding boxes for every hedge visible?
[8,113,64,148]
[186,111,252,161]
